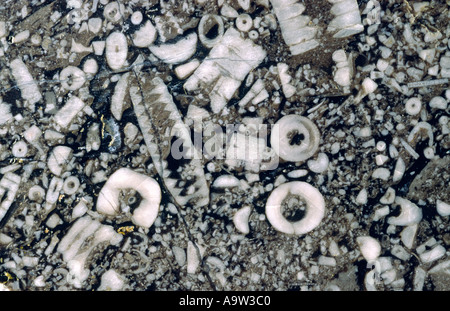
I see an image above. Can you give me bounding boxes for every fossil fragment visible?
[149,32,198,64]
[96,168,161,229]
[105,32,128,71]
[327,0,364,38]
[9,58,42,111]
[270,115,320,162]
[184,27,266,113]
[57,216,123,288]
[270,0,319,55]
[265,181,325,235]
[130,75,209,208]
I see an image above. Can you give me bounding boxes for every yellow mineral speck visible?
[58,194,65,202]
[117,226,135,235]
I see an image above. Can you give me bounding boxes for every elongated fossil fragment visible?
[130,74,209,208]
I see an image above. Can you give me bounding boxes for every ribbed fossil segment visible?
[130,76,209,208]
[184,27,266,113]
[270,0,320,55]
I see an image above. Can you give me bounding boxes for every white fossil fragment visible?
[70,39,93,54]
[11,140,28,158]
[82,58,98,77]
[28,185,45,202]
[238,79,266,107]
[57,216,123,288]
[60,66,86,91]
[327,0,363,38]
[400,224,418,249]
[357,236,381,263]
[185,28,266,113]
[111,72,130,121]
[92,40,105,55]
[429,96,447,110]
[307,152,329,173]
[44,176,63,212]
[233,205,251,234]
[149,32,197,64]
[388,197,422,226]
[405,97,421,115]
[355,188,368,205]
[53,96,85,129]
[271,115,320,162]
[236,14,253,32]
[103,1,124,23]
[48,146,73,176]
[198,14,224,48]
[9,58,42,111]
[63,176,80,195]
[175,59,200,80]
[0,172,21,223]
[332,49,353,88]
[372,167,390,181]
[392,157,405,183]
[131,11,143,25]
[436,199,450,217]
[277,63,296,98]
[408,122,433,147]
[419,245,446,264]
[12,30,30,44]
[98,269,125,291]
[0,21,6,38]
[105,32,128,71]
[265,181,326,235]
[380,187,395,205]
[96,168,161,229]
[88,17,102,33]
[72,198,88,220]
[318,255,337,266]
[270,0,319,55]
[132,20,157,48]
[212,175,240,188]
[187,241,202,274]
[354,77,378,103]
[221,3,239,18]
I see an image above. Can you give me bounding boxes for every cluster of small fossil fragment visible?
[0,0,448,291]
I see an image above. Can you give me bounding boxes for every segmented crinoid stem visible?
[270,0,320,55]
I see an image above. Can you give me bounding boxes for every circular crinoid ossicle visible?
[270,115,320,162]
[265,181,325,235]
[198,14,224,48]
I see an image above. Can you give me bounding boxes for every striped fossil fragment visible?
[270,0,319,55]
[184,27,266,113]
[130,75,209,208]
[327,0,364,38]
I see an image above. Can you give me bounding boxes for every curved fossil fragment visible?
[130,74,209,208]
[96,168,161,229]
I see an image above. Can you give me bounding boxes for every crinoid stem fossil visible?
[327,0,364,38]
[96,168,161,229]
[270,0,319,55]
[198,14,224,48]
[105,31,128,71]
[184,27,266,114]
[9,58,42,111]
[270,114,320,162]
[265,181,325,235]
[57,216,123,288]
[129,70,209,208]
